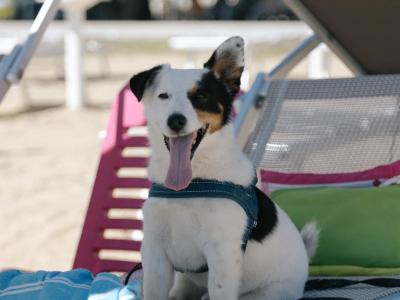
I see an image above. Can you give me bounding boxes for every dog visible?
[129,36,318,300]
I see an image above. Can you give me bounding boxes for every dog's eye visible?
[158,93,169,100]
[196,93,207,102]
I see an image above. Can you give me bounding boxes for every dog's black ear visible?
[204,36,244,96]
[129,65,162,101]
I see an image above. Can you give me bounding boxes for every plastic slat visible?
[103,198,144,209]
[115,157,148,168]
[94,238,141,251]
[121,136,149,147]
[99,218,143,230]
[73,86,147,274]
[110,177,150,189]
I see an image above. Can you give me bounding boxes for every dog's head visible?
[129,36,244,190]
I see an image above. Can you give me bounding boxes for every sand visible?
[0,107,108,270]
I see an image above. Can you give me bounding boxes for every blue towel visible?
[0,269,140,300]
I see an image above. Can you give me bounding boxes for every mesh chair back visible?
[245,74,400,174]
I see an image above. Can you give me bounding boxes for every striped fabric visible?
[304,276,400,299]
[0,269,140,300]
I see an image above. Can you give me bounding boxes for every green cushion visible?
[309,265,400,277]
[272,185,400,275]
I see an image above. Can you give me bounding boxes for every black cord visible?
[124,262,142,285]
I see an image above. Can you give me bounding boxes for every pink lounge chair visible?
[73,85,148,274]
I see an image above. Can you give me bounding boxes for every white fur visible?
[300,221,320,260]
[139,38,317,300]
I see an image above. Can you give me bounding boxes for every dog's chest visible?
[143,197,247,272]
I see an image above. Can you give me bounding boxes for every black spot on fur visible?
[203,50,216,69]
[188,71,234,126]
[129,65,162,101]
[250,187,278,243]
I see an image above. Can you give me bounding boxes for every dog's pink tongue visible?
[165,133,194,191]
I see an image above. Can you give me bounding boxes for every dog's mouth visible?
[163,124,209,191]
[163,124,209,159]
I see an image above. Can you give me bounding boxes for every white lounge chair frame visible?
[0,0,61,102]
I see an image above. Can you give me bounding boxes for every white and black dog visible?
[129,36,318,300]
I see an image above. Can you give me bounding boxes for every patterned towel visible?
[0,269,140,300]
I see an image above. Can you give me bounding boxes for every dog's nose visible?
[167,113,187,133]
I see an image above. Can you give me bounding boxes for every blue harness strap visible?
[149,177,259,273]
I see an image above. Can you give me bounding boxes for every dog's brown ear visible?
[129,65,162,101]
[204,36,244,96]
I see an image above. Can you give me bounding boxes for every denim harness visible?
[149,177,259,273]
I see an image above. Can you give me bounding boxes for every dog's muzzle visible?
[163,124,209,159]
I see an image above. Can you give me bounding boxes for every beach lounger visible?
[73,85,147,274]
[235,1,400,298]
[235,0,400,144]
[244,74,400,299]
